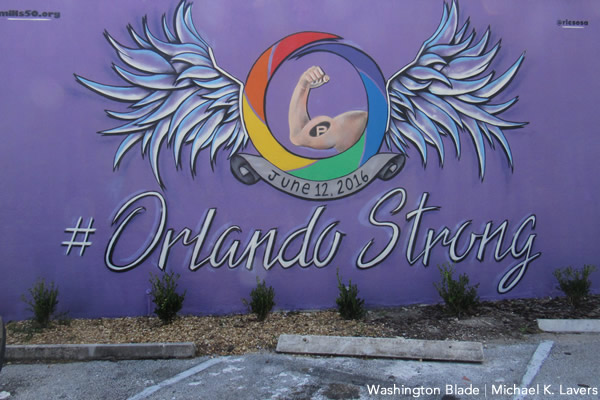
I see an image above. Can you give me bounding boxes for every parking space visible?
[0,334,599,399]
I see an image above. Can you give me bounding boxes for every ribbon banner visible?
[231,154,405,200]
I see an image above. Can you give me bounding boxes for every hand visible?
[300,66,329,89]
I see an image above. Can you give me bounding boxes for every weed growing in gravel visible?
[149,271,186,324]
[434,263,480,317]
[21,278,60,328]
[336,269,365,320]
[243,278,275,321]
[553,265,596,308]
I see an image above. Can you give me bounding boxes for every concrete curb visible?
[276,334,484,363]
[6,342,196,362]
[537,319,600,333]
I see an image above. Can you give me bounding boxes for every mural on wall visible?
[2,0,598,320]
[76,1,526,199]
[75,0,540,293]
[71,1,536,295]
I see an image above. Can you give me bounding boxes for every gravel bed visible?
[6,295,599,356]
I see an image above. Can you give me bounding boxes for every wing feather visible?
[428,32,473,58]
[190,109,226,172]
[396,121,428,165]
[474,53,524,98]
[417,53,447,67]
[407,66,451,85]
[411,96,460,156]
[171,52,212,66]
[442,43,499,80]
[459,28,489,57]
[482,97,519,115]
[104,32,174,74]
[210,122,237,160]
[149,120,170,187]
[74,76,150,101]
[128,23,151,49]
[488,124,514,167]
[132,90,169,108]
[106,102,160,120]
[429,75,492,96]
[231,122,248,154]
[390,92,415,114]
[454,18,470,43]
[167,95,209,141]
[112,64,177,90]
[173,103,212,164]
[178,65,221,81]
[408,109,445,163]
[400,76,431,91]
[138,89,197,125]
[114,133,144,169]
[101,120,150,135]
[427,1,458,47]
[463,117,486,178]
[420,93,463,127]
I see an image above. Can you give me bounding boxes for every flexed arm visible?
[289,66,367,153]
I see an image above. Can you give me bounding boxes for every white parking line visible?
[127,357,227,400]
[514,341,554,400]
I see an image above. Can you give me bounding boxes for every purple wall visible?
[1,1,599,321]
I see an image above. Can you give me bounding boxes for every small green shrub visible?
[21,279,59,328]
[553,265,596,307]
[149,271,186,324]
[434,263,480,317]
[243,278,275,321]
[336,269,365,320]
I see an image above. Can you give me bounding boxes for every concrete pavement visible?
[1,333,599,399]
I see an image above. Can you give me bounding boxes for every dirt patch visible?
[367,295,600,342]
[6,295,599,356]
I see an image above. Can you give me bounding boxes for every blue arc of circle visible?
[292,42,388,165]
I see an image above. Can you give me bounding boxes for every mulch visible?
[6,295,599,356]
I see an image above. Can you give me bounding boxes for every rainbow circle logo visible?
[242,32,388,181]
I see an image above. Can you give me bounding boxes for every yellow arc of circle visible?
[242,96,316,171]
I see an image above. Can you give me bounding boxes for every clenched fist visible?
[299,66,330,89]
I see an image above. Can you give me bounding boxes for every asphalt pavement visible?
[0,332,599,399]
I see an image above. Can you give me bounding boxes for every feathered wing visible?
[75,0,247,187]
[385,0,526,178]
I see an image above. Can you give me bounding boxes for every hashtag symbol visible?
[62,217,96,256]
